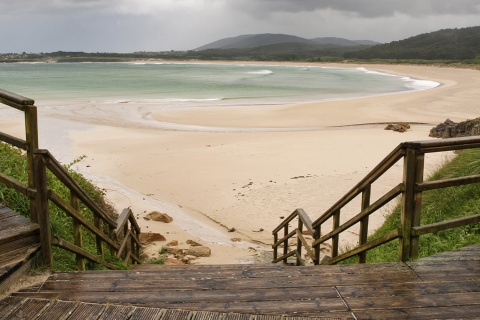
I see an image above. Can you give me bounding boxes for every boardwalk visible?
[3,244,480,319]
[0,205,40,292]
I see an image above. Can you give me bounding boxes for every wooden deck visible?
[3,244,480,319]
[0,205,40,292]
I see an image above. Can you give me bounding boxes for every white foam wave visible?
[404,78,440,91]
[248,70,273,75]
[357,67,440,91]
[90,97,224,105]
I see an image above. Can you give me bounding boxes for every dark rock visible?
[139,232,166,244]
[430,118,480,138]
[384,123,410,133]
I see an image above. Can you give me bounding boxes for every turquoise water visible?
[0,62,438,108]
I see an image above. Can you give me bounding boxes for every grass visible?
[363,148,480,263]
[0,142,125,271]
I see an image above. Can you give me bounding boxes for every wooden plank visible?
[145,299,346,316]
[48,191,119,250]
[97,305,135,320]
[338,280,480,298]
[0,296,25,320]
[45,262,411,281]
[14,286,339,304]
[0,213,37,232]
[128,307,163,320]
[36,300,81,320]
[413,213,480,236]
[160,309,192,320]
[354,305,480,320]
[63,302,106,320]
[0,206,22,220]
[36,270,419,292]
[1,298,50,320]
[52,236,119,270]
[346,291,480,310]
[0,88,34,106]
[0,223,39,245]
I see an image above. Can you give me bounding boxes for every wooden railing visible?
[0,88,141,270]
[272,136,480,266]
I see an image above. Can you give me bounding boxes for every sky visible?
[1,0,480,53]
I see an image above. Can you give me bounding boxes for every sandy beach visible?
[3,62,479,264]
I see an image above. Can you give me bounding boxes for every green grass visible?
[363,148,480,263]
[0,142,125,271]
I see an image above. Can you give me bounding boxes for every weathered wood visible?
[272,250,296,264]
[413,212,480,236]
[272,229,296,248]
[331,209,340,258]
[358,185,371,263]
[321,228,401,265]
[71,192,85,271]
[296,229,315,262]
[0,172,35,199]
[52,236,119,270]
[312,145,405,227]
[48,191,119,250]
[399,147,416,262]
[417,173,480,192]
[37,150,116,227]
[0,132,28,150]
[116,229,131,259]
[0,88,35,107]
[313,183,403,247]
[33,153,53,269]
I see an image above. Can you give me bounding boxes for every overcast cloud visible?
[1,0,479,53]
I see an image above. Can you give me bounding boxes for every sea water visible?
[0,62,439,109]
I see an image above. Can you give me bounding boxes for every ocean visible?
[0,62,439,109]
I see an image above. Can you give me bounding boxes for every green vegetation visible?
[345,26,480,61]
[364,148,480,263]
[2,26,480,66]
[0,142,123,271]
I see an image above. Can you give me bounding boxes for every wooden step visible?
[0,296,319,320]
[0,205,41,293]
[11,244,480,319]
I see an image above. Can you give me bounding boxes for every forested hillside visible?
[345,26,480,60]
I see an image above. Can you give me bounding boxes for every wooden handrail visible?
[35,149,117,227]
[0,88,141,270]
[312,146,405,227]
[273,136,480,266]
[0,88,35,110]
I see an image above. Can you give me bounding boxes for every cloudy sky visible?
[1,0,480,53]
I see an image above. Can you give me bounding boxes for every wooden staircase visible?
[0,205,40,293]
[7,244,480,319]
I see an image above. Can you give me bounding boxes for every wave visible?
[403,78,440,91]
[91,97,224,104]
[247,70,273,75]
[357,67,440,91]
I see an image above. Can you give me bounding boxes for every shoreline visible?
[2,62,479,264]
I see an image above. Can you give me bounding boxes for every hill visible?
[345,26,480,60]
[196,33,380,50]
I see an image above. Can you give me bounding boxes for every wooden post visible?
[71,191,85,271]
[296,219,303,265]
[332,210,340,259]
[313,226,321,265]
[109,225,116,257]
[94,216,104,257]
[273,232,278,262]
[283,224,289,264]
[411,153,424,260]
[33,153,53,269]
[25,106,39,222]
[358,185,371,263]
[399,147,424,262]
